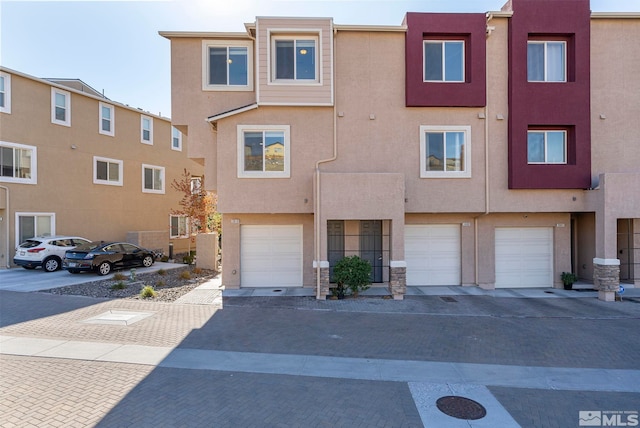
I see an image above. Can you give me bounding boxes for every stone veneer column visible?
[389,261,407,300]
[314,261,330,300]
[593,258,620,302]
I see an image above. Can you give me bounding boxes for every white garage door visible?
[495,227,553,288]
[240,225,303,287]
[405,224,461,286]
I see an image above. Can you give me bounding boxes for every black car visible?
[63,241,157,275]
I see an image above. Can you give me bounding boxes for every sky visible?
[1,0,638,119]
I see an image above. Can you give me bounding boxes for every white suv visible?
[14,236,91,272]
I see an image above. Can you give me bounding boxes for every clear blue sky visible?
[1,0,637,118]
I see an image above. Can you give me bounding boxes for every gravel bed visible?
[46,266,218,303]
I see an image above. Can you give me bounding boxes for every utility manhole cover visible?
[436,395,487,420]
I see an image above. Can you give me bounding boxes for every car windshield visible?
[72,241,107,252]
[18,240,42,249]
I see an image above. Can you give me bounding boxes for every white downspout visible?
[0,185,10,269]
[315,26,339,299]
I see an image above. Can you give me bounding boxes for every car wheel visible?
[43,257,61,272]
[68,269,80,274]
[22,266,36,270]
[142,255,154,268]
[97,261,112,276]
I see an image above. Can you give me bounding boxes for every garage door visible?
[405,225,461,286]
[495,227,553,288]
[240,225,303,287]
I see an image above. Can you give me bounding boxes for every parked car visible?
[14,235,92,272]
[63,241,157,276]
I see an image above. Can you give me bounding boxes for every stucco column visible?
[593,209,620,302]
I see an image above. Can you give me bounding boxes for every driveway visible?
[0,262,184,292]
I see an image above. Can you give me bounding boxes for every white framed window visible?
[527,41,566,82]
[202,40,253,91]
[0,72,11,114]
[423,40,465,82]
[237,125,290,178]
[51,88,71,126]
[171,126,182,151]
[170,215,189,238]
[16,212,55,244]
[99,102,115,136]
[190,176,202,194]
[141,115,153,144]
[93,156,123,186]
[420,126,471,178]
[0,141,37,184]
[142,164,165,194]
[527,130,567,164]
[270,34,319,83]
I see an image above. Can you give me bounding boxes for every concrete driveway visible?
[0,262,184,292]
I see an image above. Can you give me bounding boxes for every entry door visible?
[327,220,345,283]
[360,220,383,283]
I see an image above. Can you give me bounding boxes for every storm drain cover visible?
[436,395,487,420]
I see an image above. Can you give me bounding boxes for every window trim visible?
[99,102,115,136]
[0,72,11,114]
[268,31,321,85]
[527,130,568,164]
[423,40,465,83]
[202,40,254,91]
[51,87,71,127]
[141,163,166,194]
[170,215,189,239]
[171,126,182,151]
[0,141,37,184]
[93,156,123,186]
[237,124,291,178]
[15,212,55,244]
[140,115,153,145]
[419,125,471,178]
[527,40,567,83]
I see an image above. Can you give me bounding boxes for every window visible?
[527,41,566,82]
[141,115,153,144]
[172,126,182,151]
[527,130,566,164]
[420,126,471,178]
[51,88,71,126]
[142,164,165,194]
[16,213,54,244]
[170,215,188,238]
[272,35,318,82]
[424,41,464,82]
[0,141,37,184]
[202,40,253,91]
[0,72,11,114]
[99,102,115,136]
[190,176,202,194]
[237,125,290,178]
[93,156,123,186]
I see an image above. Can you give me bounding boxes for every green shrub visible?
[333,255,372,297]
[183,255,194,265]
[139,285,157,298]
[179,270,192,280]
[111,281,127,290]
[157,269,167,276]
[113,273,127,281]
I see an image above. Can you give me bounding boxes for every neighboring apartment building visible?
[161,0,640,300]
[0,67,204,268]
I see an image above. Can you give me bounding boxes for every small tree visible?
[333,255,372,297]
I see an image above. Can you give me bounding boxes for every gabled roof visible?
[207,103,258,123]
[45,78,105,98]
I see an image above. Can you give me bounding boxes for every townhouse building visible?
[161,0,640,301]
[0,67,204,268]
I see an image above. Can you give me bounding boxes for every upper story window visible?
[0,72,11,114]
[0,141,37,184]
[99,102,115,136]
[424,40,464,82]
[527,41,566,82]
[93,156,123,186]
[141,115,153,144]
[419,126,471,178]
[271,35,318,83]
[142,164,165,194]
[202,40,253,91]
[237,125,290,178]
[51,88,71,126]
[527,130,566,164]
[170,215,188,238]
[171,126,182,151]
[190,176,202,194]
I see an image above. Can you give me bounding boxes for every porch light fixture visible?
[299,49,308,55]
[228,59,233,64]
